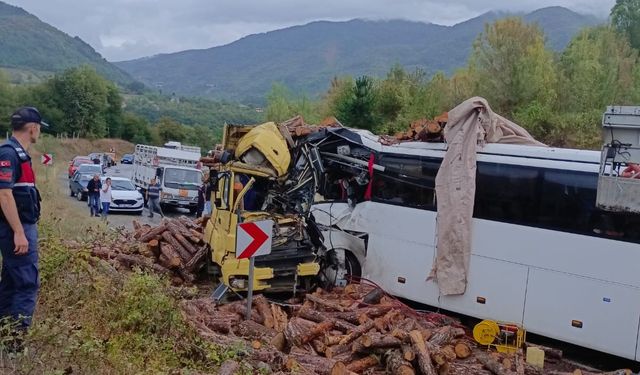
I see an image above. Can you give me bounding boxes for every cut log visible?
[401,343,416,362]
[236,319,276,340]
[159,243,182,269]
[409,330,437,375]
[346,355,378,373]
[339,319,376,346]
[454,342,472,359]
[441,345,457,361]
[161,231,192,262]
[284,318,317,347]
[253,295,275,329]
[189,228,204,242]
[167,222,199,254]
[139,224,168,242]
[115,253,172,275]
[373,309,401,332]
[271,332,287,352]
[477,353,511,375]
[176,268,195,284]
[300,320,335,346]
[146,239,160,256]
[306,294,349,312]
[386,349,416,375]
[325,334,344,346]
[271,303,288,333]
[362,288,385,305]
[311,339,326,354]
[325,344,351,359]
[185,245,208,272]
[429,326,466,346]
[360,333,402,349]
[286,352,337,375]
[330,362,356,375]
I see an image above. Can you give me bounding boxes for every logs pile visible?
[379,113,449,146]
[90,216,210,284]
[182,284,482,374]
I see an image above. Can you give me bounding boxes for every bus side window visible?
[539,170,596,234]
[474,163,540,226]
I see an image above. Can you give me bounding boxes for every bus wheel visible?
[320,249,361,288]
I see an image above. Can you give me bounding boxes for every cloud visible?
[6,0,614,61]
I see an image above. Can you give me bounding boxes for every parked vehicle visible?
[69,173,93,201]
[120,154,134,164]
[101,176,144,214]
[73,164,102,179]
[68,156,91,178]
[132,143,202,213]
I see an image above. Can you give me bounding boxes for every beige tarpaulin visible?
[429,97,545,295]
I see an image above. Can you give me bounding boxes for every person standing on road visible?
[0,107,46,337]
[100,178,112,221]
[196,175,206,217]
[146,177,164,218]
[86,174,102,217]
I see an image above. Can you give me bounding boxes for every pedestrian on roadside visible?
[196,175,206,217]
[86,174,102,217]
[146,177,164,218]
[0,107,47,341]
[100,178,112,221]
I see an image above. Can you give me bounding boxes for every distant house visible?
[255,108,264,113]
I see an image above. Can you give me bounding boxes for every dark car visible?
[69,173,94,201]
[121,154,134,164]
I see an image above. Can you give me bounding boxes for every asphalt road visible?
[60,163,193,230]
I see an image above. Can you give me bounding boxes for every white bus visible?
[311,128,640,361]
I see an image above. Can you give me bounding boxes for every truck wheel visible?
[320,249,361,288]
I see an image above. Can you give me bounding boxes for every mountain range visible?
[0,1,135,86]
[0,2,601,102]
[116,6,601,103]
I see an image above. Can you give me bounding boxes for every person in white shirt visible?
[100,178,112,220]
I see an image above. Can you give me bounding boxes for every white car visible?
[101,176,144,214]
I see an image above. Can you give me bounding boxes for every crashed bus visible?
[202,101,640,360]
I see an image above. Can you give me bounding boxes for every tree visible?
[470,18,557,114]
[266,83,294,122]
[611,0,640,50]
[121,112,152,144]
[0,71,14,133]
[155,117,186,144]
[46,66,118,137]
[336,76,377,131]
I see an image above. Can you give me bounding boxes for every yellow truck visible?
[202,122,324,292]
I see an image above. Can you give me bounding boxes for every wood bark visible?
[286,352,337,375]
[161,231,192,262]
[306,294,349,312]
[429,326,465,346]
[477,353,512,375]
[401,343,416,361]
[185,245,208,272]
[285,318,317,347]
[236,319,276,340]
[253,295,275,329]
[386,349,416,375]
[159,242,182,268]
[360,333,402,349]
[339,319,375,346]
[271,332,287,352]
[346,355,378,373]
[271,303,288,333]
[454,342,472,359]
[325,343,351,359]
[409,330,437,375]
[139,224,167,242]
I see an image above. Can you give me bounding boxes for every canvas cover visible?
[429,97,545,295]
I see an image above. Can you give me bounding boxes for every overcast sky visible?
[7,0,613,62]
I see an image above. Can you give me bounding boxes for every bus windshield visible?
[163,168,201,190]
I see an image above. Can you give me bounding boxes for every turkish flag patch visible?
[0,160,10,167]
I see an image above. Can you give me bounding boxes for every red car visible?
[68,156,92,178]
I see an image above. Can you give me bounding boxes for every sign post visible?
[235,219,273,320]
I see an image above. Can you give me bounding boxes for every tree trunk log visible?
[286,352,337,375]
[168,222,199,254]
[477,353,512,375]
[339,319,376,346]
[401,343,416,362]
[346,355,378,373]
[139,224,168,242]
[185,245,208,272]
[285,318,317,347]
[253,295,275,329]
[386,349,416,375]
[429,326,466,346]
[409,330,437,375]
[159,242,182,268]
[271,303,288,333]
[360,333,402,349]
[161,231,192,262]
[236,319,276,341]
[454,342,472,359]
[306,294,349,312]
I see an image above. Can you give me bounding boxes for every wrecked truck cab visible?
[203,122,322,292]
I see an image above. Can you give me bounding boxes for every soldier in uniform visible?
[0,107,46,333]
